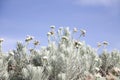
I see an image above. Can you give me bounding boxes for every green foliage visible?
[0,27,120,80]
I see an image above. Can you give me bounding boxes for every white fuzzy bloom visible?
[103,41,109,46]
[9,51,14,56]
[33,40,40,45]
[94,58,99,62]
[42,56,48,61]
[74,40,83,48]
[62,36,69,41]
[73,27,78,32]
[50,25,55,29]
[50,31,54,35]
[77,41,83,46]
[80,29,86,36]
[95,67,100,71]
[25,35,34,42]
[47,32,51,36]
[0,38,4,43]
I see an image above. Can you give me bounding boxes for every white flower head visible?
[103,41,109,46]
[47,31,54,36]
[50,25,55,29]
[80,29,86,37]
[62,36,69,41]
[50,31,54,35]
[47,32,51,36]
[94,58,99,62]
[42,56,48,61]
[95,67,100,71]
[74,40,83,48]
[73,27,78,32]
[77,41,83,46]
[25,35,34,42]
[0,38,4,43]
[33,40,40,46]
[9,51,14,56]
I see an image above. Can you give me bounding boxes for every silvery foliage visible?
[0,27,120,80]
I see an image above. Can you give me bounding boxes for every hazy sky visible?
[0,0,120,52]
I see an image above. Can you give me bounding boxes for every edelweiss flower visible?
[33,40,40,46]
[97,42,102,47]
[80,29,86,37]
[47,31,54,36]
[95,67,100,72]
[25,35,34,42]
[74,40,83,48]
[9,51,14,56]
[62,36,68,41]
[50,25,55,29]
[77,41,83,46]
[74,40,82,46]
[0,38,4,43]
[47,32,51,36]
[42,56,48,61]
[103,41,109,46]
[73,27,78,32]
[50,31,54,35]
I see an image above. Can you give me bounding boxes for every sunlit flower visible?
[73,27,78,32]
[33,40,40,46]
[0,38,4,43]
[103,41,109,46]
[74,40,83,48]
[95,67,100,72]
[42,56,48,61]
[47,32,51,36]
[50,31,54,35]
[50,25,55,29]
[25,35,34,42]
[77,41,83,46]
[94,58,99,62]
[80,29,86,37]
[62,36,68,41]
[74,41,83,48]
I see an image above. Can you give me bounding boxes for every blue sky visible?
[0,0,120,52]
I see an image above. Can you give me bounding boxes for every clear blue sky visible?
[0,0,120,52]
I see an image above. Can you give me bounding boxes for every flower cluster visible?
[0,26,120,80]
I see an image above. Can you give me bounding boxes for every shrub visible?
[0,26,120,80]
